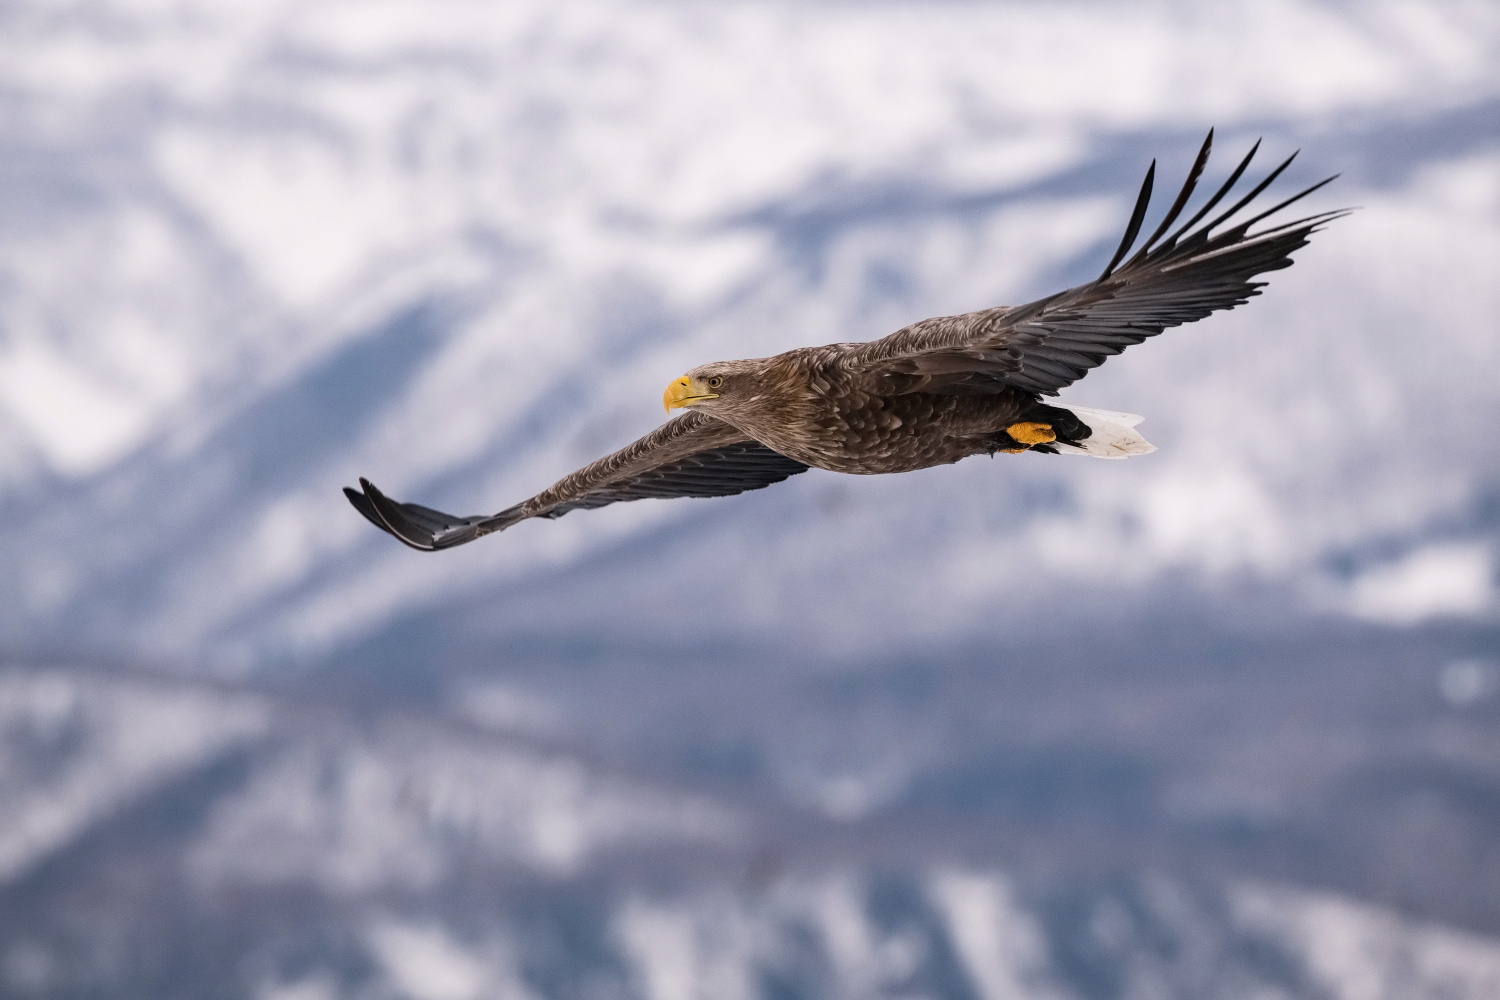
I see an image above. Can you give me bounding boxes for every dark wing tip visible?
[347,478,494,551]
[1127,130,1215,265]
[357,479,439,550]
[344,484,393,535]
[1099,158,1156,281]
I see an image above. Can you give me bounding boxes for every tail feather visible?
[1051,403,1156,458]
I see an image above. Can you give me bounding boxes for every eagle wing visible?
[842,131,1348,397]
[346,411,809,551]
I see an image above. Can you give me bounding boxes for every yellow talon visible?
[1006,422,1056,445]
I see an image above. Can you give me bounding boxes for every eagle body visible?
[346,132,1347,552]
[687,347,1045,475]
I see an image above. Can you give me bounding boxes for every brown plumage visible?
[347,131,1346,551]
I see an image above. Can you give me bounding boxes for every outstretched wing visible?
[345,411,809,551]
[843,130,1348,396]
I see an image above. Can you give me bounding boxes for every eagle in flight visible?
[346,131,1344,551]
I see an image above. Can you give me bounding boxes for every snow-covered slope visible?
[2,0,1498,668]
[4,662,1500,999]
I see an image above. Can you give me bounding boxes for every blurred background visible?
[2,0,1498,997]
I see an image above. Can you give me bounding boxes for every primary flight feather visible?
[346,131,1346,551]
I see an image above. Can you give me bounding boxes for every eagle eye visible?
[707,376,723,389]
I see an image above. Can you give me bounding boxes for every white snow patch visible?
[930,869,1060,1000]
[1233,883,1500,1000]
[0,670,270,883]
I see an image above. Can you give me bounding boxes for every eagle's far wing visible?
[843,131,1349,397]
[345,411,809,551]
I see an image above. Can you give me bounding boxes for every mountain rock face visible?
[1,1,1499,997]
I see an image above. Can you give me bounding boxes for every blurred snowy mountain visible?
[2,0,1499,997]
[1,0,1496,667]
[4,657,1500,999]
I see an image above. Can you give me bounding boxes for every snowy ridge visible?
[4,664,1500,999]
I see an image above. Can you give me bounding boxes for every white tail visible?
[1052,404,1156,459]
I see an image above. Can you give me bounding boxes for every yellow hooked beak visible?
[663,375,718,413]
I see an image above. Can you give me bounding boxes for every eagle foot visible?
[1006,422,1057,445]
